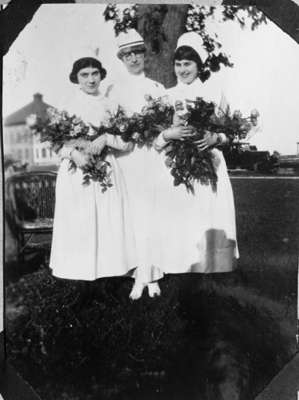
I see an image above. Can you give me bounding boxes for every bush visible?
[6,269,295,400]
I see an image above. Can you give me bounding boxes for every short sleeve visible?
[105,134,133,152]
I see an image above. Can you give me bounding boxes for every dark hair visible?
[174,45,211,82]
[174,46,203,70]
[69,57,107,84]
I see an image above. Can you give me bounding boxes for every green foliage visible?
[222,6,267,30]
[163,98,259,193]
[104,4,266,81]
[103,5,138,36]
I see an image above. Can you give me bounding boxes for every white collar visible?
[77,87,104,100]
[176,77,203,91]
[125,71,146,81]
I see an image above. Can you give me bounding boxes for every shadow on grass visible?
[6,268,296,400]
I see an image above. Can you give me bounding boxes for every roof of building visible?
[4,93,53,127]
[28,164,59,172]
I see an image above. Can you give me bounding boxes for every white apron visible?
[50,89,136,280]
[152,78,239,274]
[110,72,165,283]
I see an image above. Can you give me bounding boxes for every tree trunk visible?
[136,1,299,88]
[137,5,188,88]
[1,1,299,64]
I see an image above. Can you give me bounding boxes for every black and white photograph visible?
[1,2,299,399]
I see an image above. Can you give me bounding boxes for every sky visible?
[3,4,299,155]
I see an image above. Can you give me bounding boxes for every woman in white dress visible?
[111,30,165,299]
[152,32,238,276]
[50,54,136,282]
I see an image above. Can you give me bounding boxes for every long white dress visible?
[50,88,136,281]
[110,72,165,283]
[152,78,239,274]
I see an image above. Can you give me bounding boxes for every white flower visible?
[250,109,260,119]
[47,108,62,125]
[119,124,127,133]
[61,111,69,121]
[87,124,97,136]
[132,132,140,141]
[72,125,82,136]
[47,107,58,117]
[26,114,38,128]
[144,94,154,104]
[72,117,83,125]
[233,110,242,119]
[49,115,61,125]
[69,130,77,137]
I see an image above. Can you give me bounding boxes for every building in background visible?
[3,93,59,166]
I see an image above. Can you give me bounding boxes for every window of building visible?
[10,132,15,144]
[25,148,30,160]
[42,148,47,158]
[36,149,39,159]
[16,132,21,143]
[17,149,22,160]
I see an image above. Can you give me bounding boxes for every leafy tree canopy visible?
[104,5,266,82]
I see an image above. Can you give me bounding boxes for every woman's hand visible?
[70,149,90,168]
[162,125,195,141]
[195,131,219,151]
[88,134,107,155]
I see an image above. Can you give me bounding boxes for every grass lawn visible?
[4,177,299,400]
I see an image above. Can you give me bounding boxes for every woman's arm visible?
[154,130,170,151]
[105,134,134,152]
[57,139,90,167]
[57,138,89,157]
[154,123,195,151]
[195,131,229,151]
[88,134,134,155]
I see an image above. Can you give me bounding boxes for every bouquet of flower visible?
[209,106,260,141]
[135,95,174,147]
[163,99,217,193]
[163,98,259,193]
[27,108,102,146]
[27,99,172,190]
[27,98,259,193]
[103,95,174,148]
[27,108,112,191]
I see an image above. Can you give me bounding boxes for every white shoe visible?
[147,282,161,298]
[129,282,146,300]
